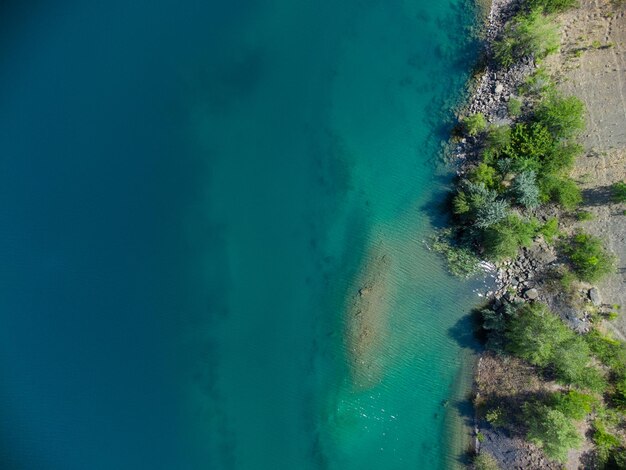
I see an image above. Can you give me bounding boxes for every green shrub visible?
[503,122,555,171]
[482,215,539,261]
[576,210,594,221]
[469,163,500,191]
[542,142,582,174]
[476,199,510,229]
[523,402,582,462]
[505,303,572,367]
[612,181,626,203]
[510,170,540,208]
[473,452,500,470]
[486,407,506,427]
[550,390,595,420]
[482,125,512,164]
[552,336,606,391]
[521,67,555,96]
[539,176,582,210]
[563,232,616,282]
[539,217,559,243]
[593,420,622,464]
[534,94,585,139]
[507,97,523,117]
[495,10,560,66]
[431,229,482,278]
[584,329,626,376]
[526,0,578,13]
[464,113,488,136]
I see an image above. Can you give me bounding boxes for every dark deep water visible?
[0,1,480,468]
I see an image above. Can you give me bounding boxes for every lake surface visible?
[0,1,480,468]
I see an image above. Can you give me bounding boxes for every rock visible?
[358,287,370,297]
[524,288,539,300]
[495,83,504,94]
[589,288,601,306]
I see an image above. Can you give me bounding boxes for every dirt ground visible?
[547,0,626,336]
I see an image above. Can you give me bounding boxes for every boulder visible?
[589,288,601,306]
[524,288,539,300]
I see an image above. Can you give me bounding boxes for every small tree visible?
[524,403,582,462]
[507,97,523,117]
[511,170,540,208]
[563,232,616,282]
[534,94,585,139]
[464,113,487,136]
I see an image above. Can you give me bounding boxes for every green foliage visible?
[521,67,555,96]
[542,142,582,174]
[505,303,606,390]
[464,113,488,136]
[584,329,626,376]
[483,215,539,261]
[510,170,540,208]
[550,390,595,420]
[473,452,500,470]
[495,9,560,67]
[534,94,585,139]
[477,431,486,443]
[526,0,578,13]
[523,402,582,462]
[539,176,582,210]
[469,163,499,190]
[507,97,523,117]
[505,303,572,367]
[482,125,512,164]
[612,181,626,203]
[503,122,555,170]
[539,217,559,243]
[476,199,510,229]
[486,407,506,427]
[431,229,482,278]
[563,232,616,282]
[593,420,622,465]
[576,210,594,221]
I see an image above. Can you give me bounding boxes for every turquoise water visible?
[0,1,480,469]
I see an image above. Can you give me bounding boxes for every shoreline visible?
[444,0,626,467]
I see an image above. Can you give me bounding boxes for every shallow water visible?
[0,1,480,468]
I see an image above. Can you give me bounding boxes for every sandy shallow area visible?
[547,0,626,335]
[344,243,395,390]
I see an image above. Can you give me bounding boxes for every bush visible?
[482,215,539,261]
[482,125,512,164]
[542,142,582,174]
[539,217,559,243]
[550,390,595,420]
[503,122,555,171]
[510,170,540,208]
[521,67,555,96]
[505,303,572,367]
[563,232,616,282]
[464,113,488,136]
[576,210,594,221]
[475,199,510,229]
[593,420,622,464]
[524,402,582,462]
[534,94,585,139]
[469,163,500,190]
[473,452,500,470]
[431,229,482,278]
[495,10,560,66]
[584,329,626,376]
[540,176,582,210]
[505,303,605,390]
[526,0,578,13]
[612,181,626,203]
[508,97,523,117]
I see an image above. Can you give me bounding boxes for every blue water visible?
[0,1,479,469]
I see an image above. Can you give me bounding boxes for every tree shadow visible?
[447,306,485,353]
[581,184,615,207]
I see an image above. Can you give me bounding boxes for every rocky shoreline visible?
[446,0,626,468]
